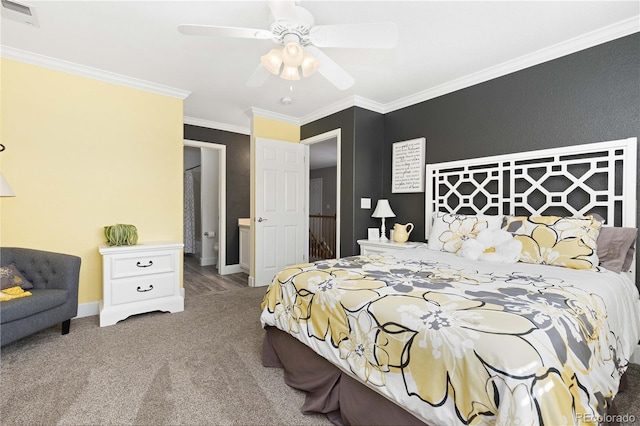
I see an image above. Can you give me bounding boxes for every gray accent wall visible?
[383,33,640,283]
[184,125,250,266]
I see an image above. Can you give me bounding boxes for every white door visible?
[254,138,307,287]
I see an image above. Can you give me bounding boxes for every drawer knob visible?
[136,260,153,268]
[136,285,154,292]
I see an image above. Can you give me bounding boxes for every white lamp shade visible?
[260,43,319,82]
[282,41,304,67]
[372,199,395,218]
[0,172,15,197]
[301,52,320,77]
[280,65,301,81]
[261,49,283,75]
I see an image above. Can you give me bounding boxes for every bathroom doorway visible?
[183,140,227,271]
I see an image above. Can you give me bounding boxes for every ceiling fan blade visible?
[178,24,274,40]
[245,64,271,87]
[267,0,298,22]
[305,46,354,91]
[308,23,399,48]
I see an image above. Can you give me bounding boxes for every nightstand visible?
[357,239,420,255]
[99,242,184,327]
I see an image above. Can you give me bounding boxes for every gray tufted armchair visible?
[1,247,81,346]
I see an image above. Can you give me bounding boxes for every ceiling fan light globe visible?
[280,65,301,81]
[301,52,320,77]
[260,49,283,75]
[282,42,304,67]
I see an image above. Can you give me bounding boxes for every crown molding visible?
[1,46,191,100]
[183,116,250,135]
[352,95,386,114]
[299,96,356,124]
[297,95,385,125]
[384,16,640,114]
[247,107,301,125]
[244,97,386,129]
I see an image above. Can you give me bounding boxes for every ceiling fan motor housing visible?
[269,6,314,45]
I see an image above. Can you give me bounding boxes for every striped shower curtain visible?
[183,170,196,254]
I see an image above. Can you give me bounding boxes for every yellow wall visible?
[0,59,184,304]
[252,116,300,142]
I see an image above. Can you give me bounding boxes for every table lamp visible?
[372,199,395,241]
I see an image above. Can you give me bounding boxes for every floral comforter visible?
[260,245,640,425]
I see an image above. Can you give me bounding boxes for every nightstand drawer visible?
[110,253,175,279]
[111,274,176,306]
[357,239,420,255]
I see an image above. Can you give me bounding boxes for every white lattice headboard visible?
[425,137,638,276]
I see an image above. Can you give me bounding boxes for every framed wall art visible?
[392,137,425,193]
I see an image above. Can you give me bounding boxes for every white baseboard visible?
[630,344,640,365]
[200,257,217,267]
[75,290,187,319]
[75,301,99,318]
[219,264,242,275]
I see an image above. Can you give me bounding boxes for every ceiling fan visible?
[178,0,398,90]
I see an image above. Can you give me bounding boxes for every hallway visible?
[183,255,248,295]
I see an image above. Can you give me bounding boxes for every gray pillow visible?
[597,227,637,273]
[0,264,34,290]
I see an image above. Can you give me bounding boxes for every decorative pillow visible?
[457,229,523,263]
[503,215,603,270]
[427,212,504,253]
[596,226,637,273]
[0,264,34,290]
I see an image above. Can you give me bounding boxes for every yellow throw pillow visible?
[504,215,603,270]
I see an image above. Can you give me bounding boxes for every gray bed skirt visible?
[262,326,425,425]
[262,326,627,426]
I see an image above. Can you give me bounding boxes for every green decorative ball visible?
[104,224,139,246]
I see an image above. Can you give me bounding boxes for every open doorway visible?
[183,140,227,273]
[303,129,341,261]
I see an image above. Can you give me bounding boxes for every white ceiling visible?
[2,1,638,133]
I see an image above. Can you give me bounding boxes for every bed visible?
[259,137,639,426]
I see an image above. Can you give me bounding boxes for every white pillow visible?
[427,212,504,253]
[457,229,522,263]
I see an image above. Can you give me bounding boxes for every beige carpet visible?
[0,287,330,425]
[1,287,639,425]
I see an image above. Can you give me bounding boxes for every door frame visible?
[302,128,341,259]
[183,140,230,274]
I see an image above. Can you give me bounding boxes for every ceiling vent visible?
[1,0,39,27]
